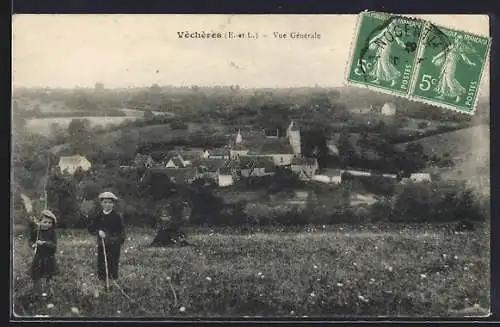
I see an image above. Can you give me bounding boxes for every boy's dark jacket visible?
[87,210,126,245]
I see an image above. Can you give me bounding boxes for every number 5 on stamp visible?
[346,12,424,96]
[410,23,490,114]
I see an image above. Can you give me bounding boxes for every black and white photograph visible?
[11,14,490,318]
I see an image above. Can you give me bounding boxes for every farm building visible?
[342,169,372,177]
[134,154,155,169]
[247,139,296,166]
[218,168,234,187]
[206,148,230,160]
[173,147,205,161]
[238,156,275,177]
[58,155,92,175]
[197,158,227,180]
[291,157,319,180]
[144,167,198,185]
[230,144,250,160]
[164,153,191,169]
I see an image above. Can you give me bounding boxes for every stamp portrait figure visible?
[431,38,477,103]
[368,20,407,86]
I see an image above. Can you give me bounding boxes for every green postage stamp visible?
[346,11,491,115]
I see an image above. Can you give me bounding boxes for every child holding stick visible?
[29,209,58,296]
[87,192,126,287]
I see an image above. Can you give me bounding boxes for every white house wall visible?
[272,154,294,166]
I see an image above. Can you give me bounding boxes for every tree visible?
[338,133,356,166]
[82,180,101,200]
[49,123,66,143]
[401,143,427,172]
[47,172,81,228]
[68,119,92,154]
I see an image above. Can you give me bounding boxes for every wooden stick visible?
[33,224,40,255]
[101,236,110,290]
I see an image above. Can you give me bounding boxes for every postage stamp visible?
[346,11,491,115]
[346,12,424,96]
[410,23,491,114]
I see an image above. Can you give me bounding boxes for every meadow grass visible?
[12,224,490,318]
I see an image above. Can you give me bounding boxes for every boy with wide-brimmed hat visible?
[29,209,58,296]
[87,192,126,286]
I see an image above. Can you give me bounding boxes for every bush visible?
[366,199,394,222]
[359,175,397,196]
[389,181,487,223]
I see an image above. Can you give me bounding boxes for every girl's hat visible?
[42,209,57,225]
[98,192,119,200]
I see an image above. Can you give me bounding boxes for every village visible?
[56,112,432,193]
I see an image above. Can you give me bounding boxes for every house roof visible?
[219,167,233,175]
[248,139,295,155]
[167,157,185,168]
[147,167,198,184]
[319,168,342,177]
[239,156,275,171]
[209,148,230,156]
[150,151,166,161]
[180,149,204,159]
[410,173,431,177]
[180,153,200,161]
[199,158,227,172]
[134,153,153,166]
[239,129,267,139]
[291,156,317,166]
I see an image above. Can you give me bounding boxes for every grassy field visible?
[396,125,489,162]
[25,117,139,136]
[12,225,490,318]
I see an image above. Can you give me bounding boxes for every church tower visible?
[286,120,301,155]
[235,129,243,144]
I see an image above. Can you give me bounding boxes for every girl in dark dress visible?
[29,209,58,295]
[151,198,191,247]
[87,192,126,285]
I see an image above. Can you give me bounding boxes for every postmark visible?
[410,23,491,114]
[346,12,424,96]
[345,11,490,115]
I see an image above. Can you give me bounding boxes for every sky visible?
[12,14,490,95]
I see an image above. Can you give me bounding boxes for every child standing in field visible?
[87,192,126,285]
[29,209,58,296]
